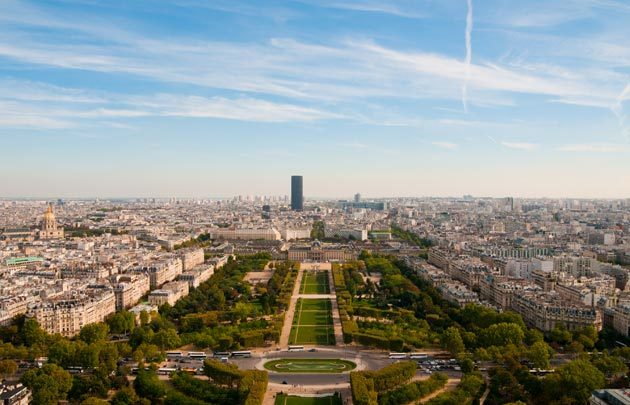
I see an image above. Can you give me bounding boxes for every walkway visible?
[327,266,345,347]
[279,264,305,348]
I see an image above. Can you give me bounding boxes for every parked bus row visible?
[388,352,429,360]
[165,350,252,360]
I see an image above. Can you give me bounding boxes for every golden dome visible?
[43,204,56,222]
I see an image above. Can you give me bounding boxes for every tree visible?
[108,311,136,335]
[0,359,17,379]
[549,324,572,346]
[48,339,77,367]
[480,323,524,347]
[139,311,151,327]
[151,329,181,351]
[20,318,47,347]
[111,387,140,405]
[441,327,465,355]
[81,398,109,405]
[79,323,109,344]
[133,369,166,402]
[69,374,109,402]
[542,359,605,404]
[203,359,244,388]
[527,341,554,369]
[21,364,72,404]
[592,353,628,378]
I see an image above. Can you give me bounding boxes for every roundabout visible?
[264,358,357,374]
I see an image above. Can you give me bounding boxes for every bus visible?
[157,367,177,375]
[66,366,84,374]
[388,353,407,359]
[166,351,183,359]
[231,351,252,358]
[187,352,208,360]
[409,353,429,360]
[288,345,305,352]
[213,351,231,358]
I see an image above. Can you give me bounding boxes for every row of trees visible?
[350,362,438,405]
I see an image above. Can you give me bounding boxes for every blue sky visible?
[0,0,629,198]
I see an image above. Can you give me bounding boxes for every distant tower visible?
[38,204,64,240]
[291,175,303,211]
[354,193,361,203]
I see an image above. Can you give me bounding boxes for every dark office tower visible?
[291,175,303,211]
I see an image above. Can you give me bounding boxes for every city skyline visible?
[0,0,629,198]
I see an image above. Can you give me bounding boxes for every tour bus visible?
[231,351,252,358]
[213,351,231,358]
[288,345,305,352]
[157,367,178,375]
[187,352,208,360]
[166,351,183,359]
[409,353,429,360]
[67,366,84,374]
[388,352,408,359]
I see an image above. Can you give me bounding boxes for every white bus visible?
[288,345,305,352]
[409,353,428,360]
[231,351,252,358]
[213,351,231,358]
[166,351,183,359]
[187,352,208,360]
[388,352,407,359]
[157,367,177,375]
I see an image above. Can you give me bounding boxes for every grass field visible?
[275,393,343,405]
[300,271,330,294]
[265,359,356,374]
[289,299,335,345]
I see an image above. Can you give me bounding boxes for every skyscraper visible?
[291,175,303,211]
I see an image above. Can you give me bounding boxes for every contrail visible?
[462,0,473,113]
[612,83,630,142]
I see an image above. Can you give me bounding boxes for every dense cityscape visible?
[0,175,627,404]
[2,0,630,404]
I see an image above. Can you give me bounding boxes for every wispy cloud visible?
[611,83,630,141]
[558,143,630,152]
[462,0,473,113]
[432,141,458,149]
[296,0,426,18]
[501,141,539,150]
[0,87,344,129]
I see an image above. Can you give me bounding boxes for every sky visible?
[0,0,629,199]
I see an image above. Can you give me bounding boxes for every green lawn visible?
[298,299,331,311]
[290,299,335,345]
[275,394,343,405]
[289,326,334,345]
[266,359,356,374]
[292,309,332,326]
[300,271,330,294]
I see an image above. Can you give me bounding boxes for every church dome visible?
[43,204,56,222]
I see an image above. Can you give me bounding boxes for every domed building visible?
[38,204,64,240]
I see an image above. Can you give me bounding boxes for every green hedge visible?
[351,372,378,405]
[377,372,448,405]
[364,361,417,393]
[239,370,268,405]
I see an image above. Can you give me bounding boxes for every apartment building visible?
[177,248,204,271]
[148,280,189,307]
[140,258,183,289]
[27,289,116,337]
[111,273,151,310]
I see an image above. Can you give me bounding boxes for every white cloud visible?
[501,142,538,150]
[558,143,630,152]
[431,141,458,149]
[0,88,344,129]
[462,0,473,113]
